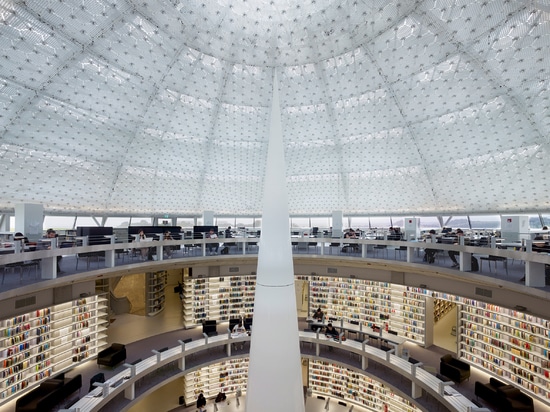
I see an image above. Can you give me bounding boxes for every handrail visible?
[1,236,548,289]
[0,236,547,265]
[70,331,477,412]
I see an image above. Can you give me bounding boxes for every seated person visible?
[311,307,324,331]
[206,229,219,255]
[14,232,29,245]
[324,323,340,339]
[163,231,173,258]
[343,229,359,252]
[533,234,549,253]
[225,226,233,238]
[137,229,150,261]
[232,321,247,350]
[45,229,64,273]
[215,391,227,403]
[424,229,437,263]
[232,322,246,334]
[448,229,466,267]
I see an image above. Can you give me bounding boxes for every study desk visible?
[306,318,407,356]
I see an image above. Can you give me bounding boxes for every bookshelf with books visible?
[459,300,550,403]
[146,271,167,317]
[209,277,231,322]
[306,277,427,345]
[182,276,209,328]
[308,359,419,411]
[228,276,256,320]
[389,285,431,345]
[184,357,249,406]
[182,275,256,328]
[0,295,108,404]
[309,277,392,326]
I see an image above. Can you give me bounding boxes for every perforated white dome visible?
[0,0,548,216]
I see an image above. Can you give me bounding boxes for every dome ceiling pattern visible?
[0,0,549,217]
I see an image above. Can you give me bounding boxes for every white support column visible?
[411,362,423,399]
[124,383,135,400]
[177,340,187,370]
[203,211,214,226]
[316,329,321,357]
[15,203,43,241]
[526,260,546,287]
[41,238,57,279]
[105,235,115,267]
[156,233,164,261]
[332,211,343,238]
[361,340,369,370]
[245,72,305,412]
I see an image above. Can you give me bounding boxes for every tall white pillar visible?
[15,203,43,241]
[245,72,305,412]
[203,211,214,226]
[404,217,420,240]
[332,211,343,237]
[501,215,529,242]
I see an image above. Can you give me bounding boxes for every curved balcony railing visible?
[71,330,477,412]
[1,236,548,291]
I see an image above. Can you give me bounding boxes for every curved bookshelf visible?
[0,295,108,404]
[146,271,167,317]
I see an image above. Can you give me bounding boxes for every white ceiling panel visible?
[0,0,549,216]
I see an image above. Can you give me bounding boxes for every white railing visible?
[69,331,477,412]
[1,236,548,286]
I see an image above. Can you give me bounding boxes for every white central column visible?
[245,72,305,412]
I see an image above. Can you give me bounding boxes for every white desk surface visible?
[306,318,407,345]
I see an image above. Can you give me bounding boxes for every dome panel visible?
[0,1,549,216]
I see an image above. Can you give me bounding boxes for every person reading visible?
[324,323,340,350]
[206,229,219,255]
[232,322,247,350]
[325,323,339,339]
[232,322,246,334]
[312,307,324,331]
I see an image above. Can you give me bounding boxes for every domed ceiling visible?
[0,0,549,217]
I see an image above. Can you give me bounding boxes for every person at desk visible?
[423,229,437,264]
[163,230,173,258]
[14,232,29,245]
[225,226,233,238]
[196,392,206,412]
[232,321,246,334]
[533,234,549,253]
[206,229,219,255]
[448,229,466,268]
[342,228,358,253]
[46,229,64,274]
[232,322,247,350]
[137,229,150,261]
[324,323,340,345]
[311,307,324,331]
